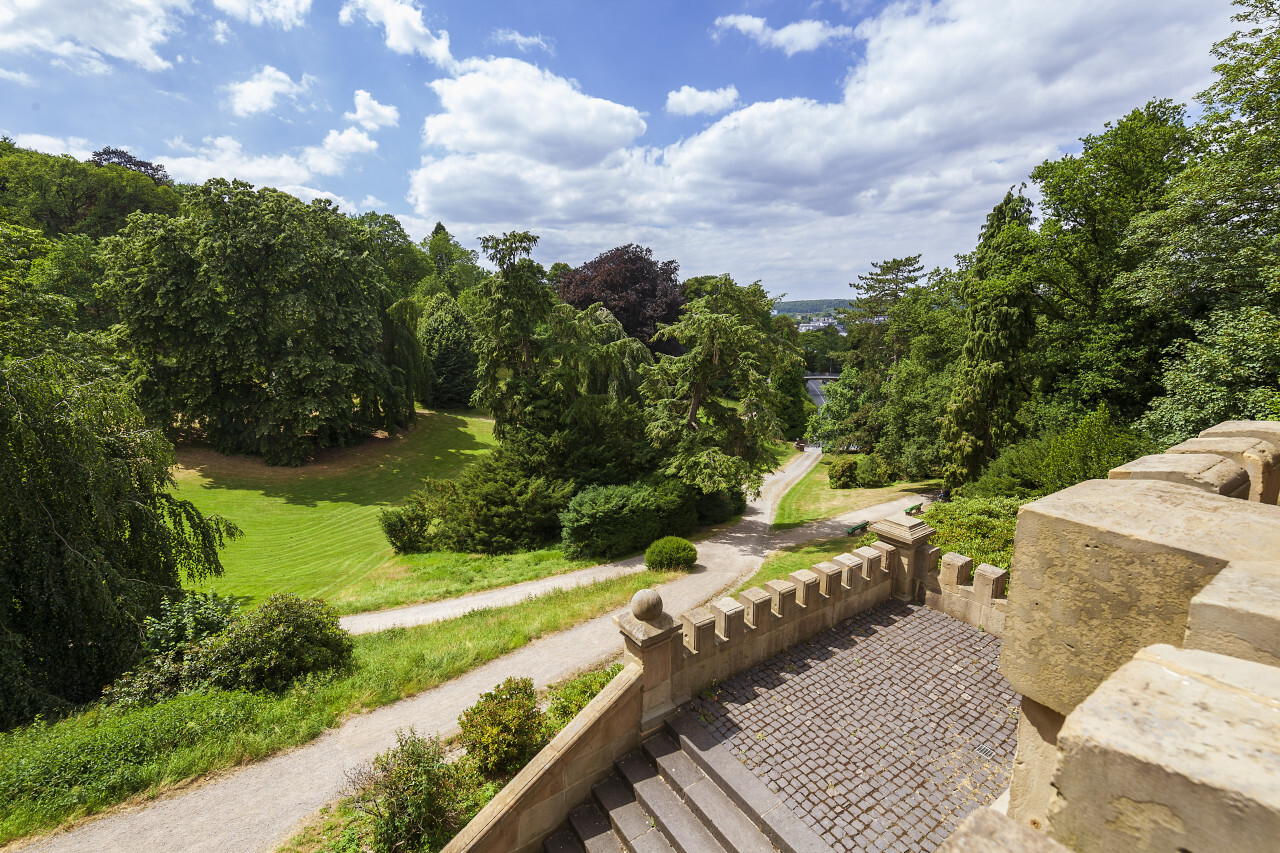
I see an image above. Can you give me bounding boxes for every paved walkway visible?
[690,601,1019,853]
[19,450,927,853]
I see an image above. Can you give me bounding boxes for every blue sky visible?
[0,0,1237,299]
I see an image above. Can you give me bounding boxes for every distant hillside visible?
[773,299,851,316]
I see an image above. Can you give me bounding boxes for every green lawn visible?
[733,534,876,595]
[772,454,940,530]
[0,571,677,845]
[173,410,502,609]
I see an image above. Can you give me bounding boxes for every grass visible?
[772,454,940,530]
[172,409,501,608]
[0,570,676,845]
[733,534,877,595]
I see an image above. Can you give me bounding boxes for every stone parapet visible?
[922,551,1010,637]
[1108,452,1250,498]
[939,808,1072,852]
[1167,435,1279,504]
[1048,644,1280,853]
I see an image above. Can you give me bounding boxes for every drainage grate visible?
[974,744,997,759]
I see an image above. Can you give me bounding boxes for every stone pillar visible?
[870,511,937,601]
[614,589,681,735]
[1007,697,1065,829]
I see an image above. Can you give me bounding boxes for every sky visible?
[0,0,1239,299]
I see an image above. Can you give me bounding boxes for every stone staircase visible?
[543,712,833,853]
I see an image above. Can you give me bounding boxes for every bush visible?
[828,455,858,488]
[457,677,547,777]
[922,497,1026,571]
[348,729,496,853]
[559,478,698,560]
[142,591,240,657]
[828,454,891,488]
[694,487,746,525]
[645,536,698,570]
[545,664,623,733]
[187,594,353,693]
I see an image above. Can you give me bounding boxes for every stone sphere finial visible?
[631,588,663,621]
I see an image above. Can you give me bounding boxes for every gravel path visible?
[17,449,925,853]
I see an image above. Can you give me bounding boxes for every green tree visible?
[642,275,798,496]
[102,179,414,465]
[423,222,486,298]
[355,212,432,299]
[0,356,236,728]
[418,293,479,408]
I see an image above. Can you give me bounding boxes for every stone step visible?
[544,828,587,853]
[568,802,626,853]
[616,751,730,853]
[665,712,833,853]
[643,733,776,853]
[593,773,676,853]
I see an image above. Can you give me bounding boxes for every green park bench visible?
[905,502,923,515]
[846,520,869,536]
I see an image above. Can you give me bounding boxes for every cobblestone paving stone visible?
[688,601,1019,853]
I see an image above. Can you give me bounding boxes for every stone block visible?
[982,604,1006,637]
[1185,560,1280,668]
[939,807,1072,853]
[788,569,820,607]
[738,587,771,629]
[830,552,859,572]
[764,579,797,620]
[1049,644,1280,853]
[1007,696,1065,829]
[812,561,844,598]
[973,564,1008,602]
[1108,452,1250,498]
[710,597,744,644]
[1168,435,1280,504]
[999,478,1280,716]
[854,545,883,578]
[681,607,715,655]
[941,552,974,586]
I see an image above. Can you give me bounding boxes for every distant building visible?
[797,316,845,334]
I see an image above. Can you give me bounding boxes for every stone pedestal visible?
[614,606,681,735]
[869,511,937,601]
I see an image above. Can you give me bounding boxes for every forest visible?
[2,0,1277,743]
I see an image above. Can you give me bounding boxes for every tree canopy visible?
[555,244,684,351]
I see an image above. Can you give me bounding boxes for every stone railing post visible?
[870,511,937,601]
[614,589,681,735]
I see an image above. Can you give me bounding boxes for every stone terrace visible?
[688,601,1018,853]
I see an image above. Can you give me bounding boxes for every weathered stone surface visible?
[1108,452,1250,498]
[631,589,664,621]
[1049,644,1280,853]
[939,807,1072,853]
[1185,560,1280,668]
[941,552,974,586]
[973,564,1008,603]
[1198,419,1280,452]
[1168,435,1280,504]
[1007,697,1064,830]
[999,478,1280,716]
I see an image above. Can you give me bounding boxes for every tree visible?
[0,356,236,727]
[355,212,432,299]
[555,244,684,351]
[422,222,486,297]
[642,275,798,496]
[418,293,478,407]
[941,191,1038,485]
[102,179,415,465]
[90,146,171,186]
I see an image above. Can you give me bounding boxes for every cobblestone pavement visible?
[689,601,1019,853]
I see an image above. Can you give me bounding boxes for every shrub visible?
[142,591,240,657]
[186,594,354,693]
[828,455,858,488]
[694,487,746,525]
[645,536,698,570]
[100,649,188,709]
[855,454,890,488]
[923,497,1026,571]
[545,663,623,734]
[559,478,698,560]
[457,677,547,776]
[348,729,496,853]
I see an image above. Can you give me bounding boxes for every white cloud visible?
[163,127,375,185]
[0,0,188,73]
[225,65,312,116]
[422,57,646,168]
[212,20,231,43]
[344,89,399,130]
[666,84,739,116]
[12,133,92,159]
[360,194,386,208]
[0,67,34,85]
[405,0,1233,295]
[713,14,854,56]
[279,184,356,211]
[490,28,553,55]
[338,0,452,68]
[212,0,311,29]
[302,127,377,175]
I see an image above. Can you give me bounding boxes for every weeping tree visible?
[0,356,237,728]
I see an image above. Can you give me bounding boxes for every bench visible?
[905,502,923,515]
[846,520,869,536]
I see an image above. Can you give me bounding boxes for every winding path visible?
[18,450,925,853]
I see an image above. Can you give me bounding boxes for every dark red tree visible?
[555,244,684,351]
